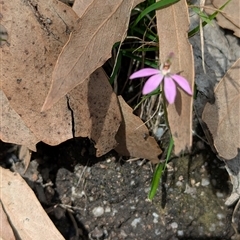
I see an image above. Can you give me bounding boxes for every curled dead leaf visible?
[205,0,240,38]
[115,96,161,164]
[0,167,64,239]
[1,0,78,146]
[66,68,122,156]
[202,58,240,160]
[0,202,16,240]
[0,91,38,151]
[42,0,144,111]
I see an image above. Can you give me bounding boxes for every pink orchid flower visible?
[129,60,192,104]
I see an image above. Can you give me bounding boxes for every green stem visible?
[148,89,174,200]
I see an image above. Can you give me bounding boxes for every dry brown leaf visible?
[0,167,64,240]
[0,202,16,240]
[115,96,161,164]
[202,58,240,160]
[156,0,194,154]
[1,0,78,145]
[42,0,144,111]
[18,145,32,173]
[66,68,122,156]
[72,0,95,18]
[1,0,121,156]
[205,0,240,38]
[0,91,38,151]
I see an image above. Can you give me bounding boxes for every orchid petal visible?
[164,76,176,104]
[171,74,192,95]
[142,74,164,95]
[129,68,161,79]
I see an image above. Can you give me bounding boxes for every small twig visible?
[232,199,240,236]
[67,208,80,238]
[200,0,206,73]
[136,95,161,130]
[77,164,88,187]
[126,157,140,162]
[57,203,85,212]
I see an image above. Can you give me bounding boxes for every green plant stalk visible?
[148,162,165,200]
[148,90,174,200]
[188,0,232,38]
[109,51,122,85]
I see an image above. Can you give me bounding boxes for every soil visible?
[0,138,238,240]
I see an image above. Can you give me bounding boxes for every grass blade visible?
[148,136,174,200]
[132,0,180,27]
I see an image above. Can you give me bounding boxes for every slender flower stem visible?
[148,90,175,201]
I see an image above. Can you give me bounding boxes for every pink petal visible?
[164,76,176,104]
[129,68,161,79]
[142,74,164,94]
[171,74,192,95]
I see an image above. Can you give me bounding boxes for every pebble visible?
[201,178,210,186]
[209,223,216,232]
[152,212,159,223]
[217,213,225,220]
[216,191,224,198]
[178,175,184,181]
[176,181,183,187]
[195,182,200,187]
[90,227,104,239]
[89,196,94,202]
[112,208,118,216]
[105,206,111,213]
[184,183,197,195]
[170,222,178,229]
[155,229,161,235]
[177,230,184,236]
[130,180,135,186]
[92,206,104,217]
[131,218,141,228]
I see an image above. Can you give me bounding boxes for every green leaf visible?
[148,136,174,200]
[109,51,122,85]
[130,26,158,41]
[188,0,232,38]
[148,162,165,200]
[192,7,212,24]
[121,51,158,68]
[132,0,180,27]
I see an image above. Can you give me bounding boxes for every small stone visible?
[178,175,184,181]
[195,182,200,187]
[152,212,159,223]
[184,183,197,195]
[216,191,224,198]
[105,206,111,213]
[90,227,104,239]
[190,178,196,185]
[177,230,184,236]
[92,206,104,217]
[201,178,210,186]
[176,181,183,187]
[217,213,225,220]
[131,218,141,228]
[155,229,161,235]
[209,223,216,232]
[170,222,178,229]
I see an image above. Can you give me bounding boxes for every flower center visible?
[161,61,171,75]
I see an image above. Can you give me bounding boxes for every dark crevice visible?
[66,95,75,138]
